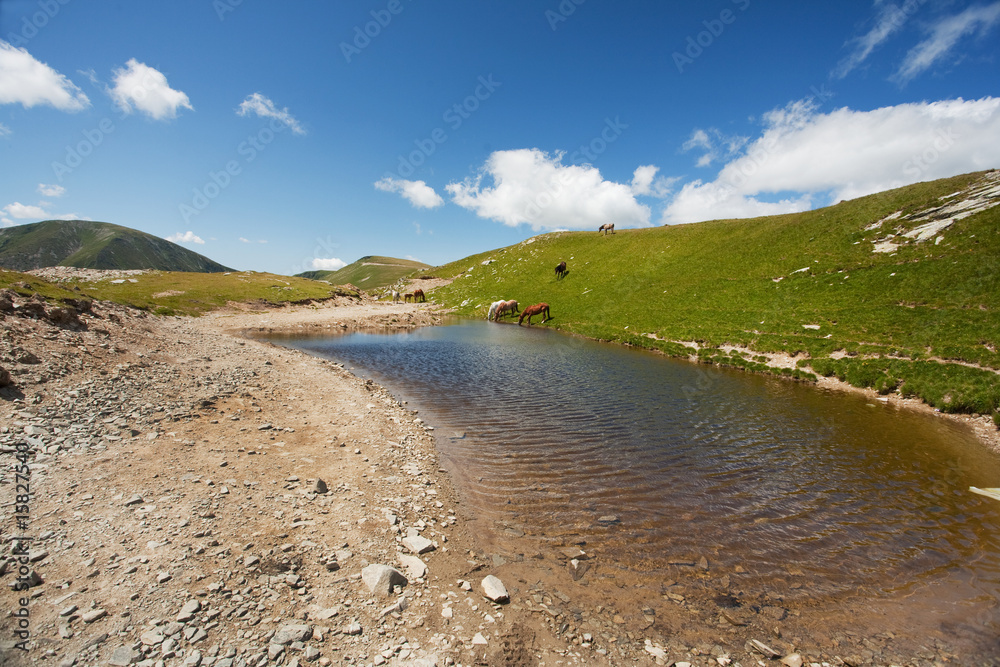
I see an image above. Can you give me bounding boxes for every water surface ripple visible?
[277,320,1000,647]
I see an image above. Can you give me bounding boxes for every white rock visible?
[361,564,408,596]
[481,575,509,603]
[398,554,427,579]
[401,535,435,555]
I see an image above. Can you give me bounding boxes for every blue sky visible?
[1,0,999,275]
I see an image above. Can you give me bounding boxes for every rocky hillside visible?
[0,220,232,273]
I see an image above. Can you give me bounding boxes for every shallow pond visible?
[274,319,1000,657]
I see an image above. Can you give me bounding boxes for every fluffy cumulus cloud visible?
[2,201,49,219]
[681,129,748,168]
[894,2,1000,83]
[167,231,204,245]
[110,59,193,120]
[663,96,1000,224]
[237,93,306,135]
[0,41,89,111]
[446,148,651,231]
[374,177,444,209]
[630,165,677,198]
[311,257,347,271]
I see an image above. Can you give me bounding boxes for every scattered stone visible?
[81,608,108,623]
[401,535,435,555]
[272,624,313,645]
[780,654,804,667]
[481,575,509,603]
[749,639,781,659]
[398,554,427,579]
[311,478,328,494]
[362,564,408,596]
[176,599,202,622]
[108,646,139,666]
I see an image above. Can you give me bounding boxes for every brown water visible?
[278,320,1000,659]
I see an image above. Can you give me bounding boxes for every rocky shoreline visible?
[1,289,995,666]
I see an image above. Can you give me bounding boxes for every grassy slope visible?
[0,269,358,317]
[296,255,430,289]
[430,171,1000,418]
[0,220,232,273]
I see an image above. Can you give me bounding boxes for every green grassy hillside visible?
[0,269,358,317]
[296,255,430,289]
[0,220,232,273]
[430,170,1000,420]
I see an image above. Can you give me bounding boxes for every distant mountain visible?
[0,220,232,273]
[297,255,431,289]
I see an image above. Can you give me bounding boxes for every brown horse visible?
[518,303,550,326]
[413,288,426,302]
[496,299,520,319]
[598,223,615,235]
[555,261,567,279]
[403,292,415,302]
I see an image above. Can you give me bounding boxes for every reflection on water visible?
[275,320,1000,651]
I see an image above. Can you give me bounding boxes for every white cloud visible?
[682,128,748,168]
[239,237,250,243]
[110,59,193,120]
[2,201,49,219]
[1,217,14,227]
[311,257,347,271]
[663,96,1000,224]
[894,2,1000,83]
[834,2,909,79]
[237,93,306,135]
[374,177,444,209]
[37,183,65,197]
[630,165,677,198]
[0,41,89,111]
[167,231,205,244]
[446,148,651,231]
[0,122,10,137]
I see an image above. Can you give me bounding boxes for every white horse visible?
[487,300,505,321]
[391,290,401,303]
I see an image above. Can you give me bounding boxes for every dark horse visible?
[598,223,615,235]
[518,303,551,326]
[412,288,426,302]
[555,261,567,279]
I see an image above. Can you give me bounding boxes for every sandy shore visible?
[1,290,996,666]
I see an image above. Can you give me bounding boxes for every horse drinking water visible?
[496,300,520,319]
[518,303,551,326]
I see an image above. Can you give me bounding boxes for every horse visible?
[496,299,520,319]
[555,261,567,279]
[413,288,426,303]
[487,300,504,321]
[518,303,550,326]
[391,290,401,303]
[598,223,615,235]
[403,292,415,302]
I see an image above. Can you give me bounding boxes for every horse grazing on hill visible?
[598,223,615,235]
[555,261,567,279]
[518,303,551,326]
[413,288,426,302]
[496,300,520,319]
[487,300,505,321]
